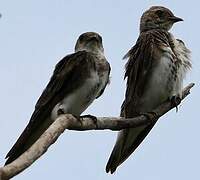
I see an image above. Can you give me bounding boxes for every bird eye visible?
[155,10,164,18]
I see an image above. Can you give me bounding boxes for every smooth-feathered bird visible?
[5,32,110,165]
[106,6,191,173]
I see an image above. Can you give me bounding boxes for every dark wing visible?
[5,51,96,164]
[96,63,111,99]
[106,30,170,173]
[123,30,170,116]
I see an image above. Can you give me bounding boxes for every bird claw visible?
[80,114,98,126]
[71,115,83,125]
[57,108,65,116]
[170,95,181,112]
[140,112,158,121]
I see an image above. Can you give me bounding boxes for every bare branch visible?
[0,83,194,180]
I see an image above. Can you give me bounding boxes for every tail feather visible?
[5,117,52,165]
[106,123,156,173]
[106,132,125,173]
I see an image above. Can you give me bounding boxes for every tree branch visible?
[0,83,194,180]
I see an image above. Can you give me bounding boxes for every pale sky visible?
[0,0,199,179]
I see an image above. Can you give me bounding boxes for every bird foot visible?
[57,108,65,115]
[170,95,181,112]
[57,110,83,125]
[70,115,84,125]
[80,114,98,127]
[140,112,158,121]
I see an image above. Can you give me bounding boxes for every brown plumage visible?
[106,6,191,173]
[5,32,110,165]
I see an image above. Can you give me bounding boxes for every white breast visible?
[171,37,191,97]
[141,52,175,111]
[141,37,191,111]
[51,70,100,120]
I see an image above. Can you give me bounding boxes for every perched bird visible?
[5,32,110,165]
[106,6,191,173]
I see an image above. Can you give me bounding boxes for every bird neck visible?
[75,46,104,56]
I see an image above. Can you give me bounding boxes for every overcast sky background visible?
[0,0,199,179]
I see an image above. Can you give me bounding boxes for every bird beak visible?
[169,16,184,23]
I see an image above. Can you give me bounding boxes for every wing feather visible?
[5,51,96,164]
[106,29,170,173]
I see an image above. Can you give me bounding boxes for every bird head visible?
[140,6,183,32]
[75,32,104,54]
